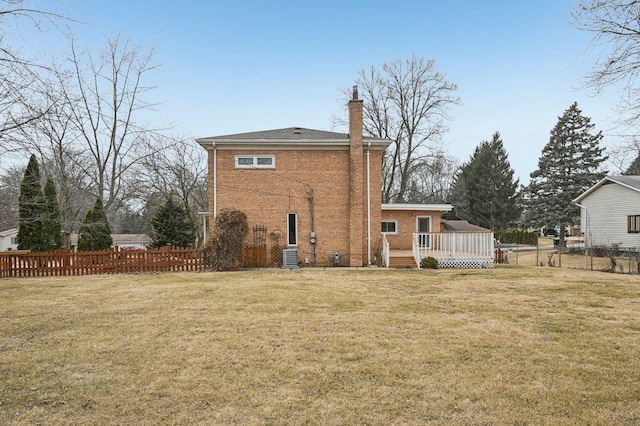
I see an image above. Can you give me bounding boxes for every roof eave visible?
[196,138,390,151]
[574,175,640,204]
[382,203,453,212]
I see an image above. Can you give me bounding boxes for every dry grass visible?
[503,237,639,273]
[2,267,640,425]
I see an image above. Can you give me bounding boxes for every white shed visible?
[574,176,640,250]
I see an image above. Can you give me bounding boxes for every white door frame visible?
[416,216,431,248]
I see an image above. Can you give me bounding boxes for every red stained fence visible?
[0,246,201,278]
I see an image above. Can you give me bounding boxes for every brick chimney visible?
[348,85,365,266]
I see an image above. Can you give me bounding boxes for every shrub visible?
[494,230,539,246]
[77,198,113,251]
[199,209,248,271]
[421,256,439,269]
[149,196,195,248]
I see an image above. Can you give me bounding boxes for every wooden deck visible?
[389,249,494,269]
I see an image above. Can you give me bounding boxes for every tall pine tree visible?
[149,196,195,248]
[43,178,63,250]
[78,198,113,251]
[449,132,520,230]
[525,102,607,242]
[17,155,48,251]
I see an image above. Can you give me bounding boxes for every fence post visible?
[162,244,171,272]
[60,247,68,276]
[114,246,120,274]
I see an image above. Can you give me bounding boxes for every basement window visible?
[628,215,640,233]
[235,155,275,169]
[381,220,398,235]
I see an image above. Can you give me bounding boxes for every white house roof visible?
[0,228,18,237]
[382,203,453,212]
[111,234,152,245]
[574,175,640,204]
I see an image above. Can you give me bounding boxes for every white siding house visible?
[0,228,19,251]
[574,176,640,250]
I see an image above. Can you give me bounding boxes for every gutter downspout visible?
[213,144,217,221]
[366,139,371,266]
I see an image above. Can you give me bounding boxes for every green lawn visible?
[1,266,639,425]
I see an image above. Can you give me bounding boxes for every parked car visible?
[541,226,569,237]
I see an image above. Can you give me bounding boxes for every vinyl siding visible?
[580,181,640,249]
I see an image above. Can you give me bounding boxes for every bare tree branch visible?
[335,54,459,203]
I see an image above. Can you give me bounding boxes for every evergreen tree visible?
[525,102,607,242]
[149,196,196,248]
[17,155,48,251]
[624,151,640,175]
[78,198,113,251]
[450,132,521,230]
[445,169,469,220]
[43,178,63,250]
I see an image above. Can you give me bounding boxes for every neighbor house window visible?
[10,236,18,245]
[628,215,640,233]
[235,154,275,169]
[381,220,398,234]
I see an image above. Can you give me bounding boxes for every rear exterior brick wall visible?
[213,149,352,266]
[381,210,443,250]
[207,147,387,266]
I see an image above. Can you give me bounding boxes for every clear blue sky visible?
[32,0,623,184]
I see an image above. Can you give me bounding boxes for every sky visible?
[21,0,627,184]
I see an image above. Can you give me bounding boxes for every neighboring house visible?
[574,175,640,250]
[111,234,152,250]
[196,86,494,268]
[0,228,19,251]
[70,234,152,251]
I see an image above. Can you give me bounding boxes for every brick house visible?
[197,87,494,268]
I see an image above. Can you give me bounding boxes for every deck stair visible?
[388,254,418,269]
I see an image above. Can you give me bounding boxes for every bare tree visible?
[336,55,459,202]
[572,1,640,123]
[61,35,160,216]
[408,154,459,204]
[0,0,74,155]
[0,165,24,229]
[13,76,94,246]
[133,135,208,242]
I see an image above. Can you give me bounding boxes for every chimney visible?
[348,85,363,150]
[348,85,365,266]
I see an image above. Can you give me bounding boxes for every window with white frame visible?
[235,154,275,169]
[381,220,398,234]
[10,236,18,245]
[628,215,640,233]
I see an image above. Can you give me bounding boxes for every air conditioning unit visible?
[282,249,299,269]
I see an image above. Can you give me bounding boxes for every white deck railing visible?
[413,232,495,269]
[412,233,420,267]
[381,234,390,267]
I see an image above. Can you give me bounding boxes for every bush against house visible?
[200,209,248,271]
[78,198,113,251]
[149,196,195,248]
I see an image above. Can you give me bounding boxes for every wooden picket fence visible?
[0,245,201,278]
